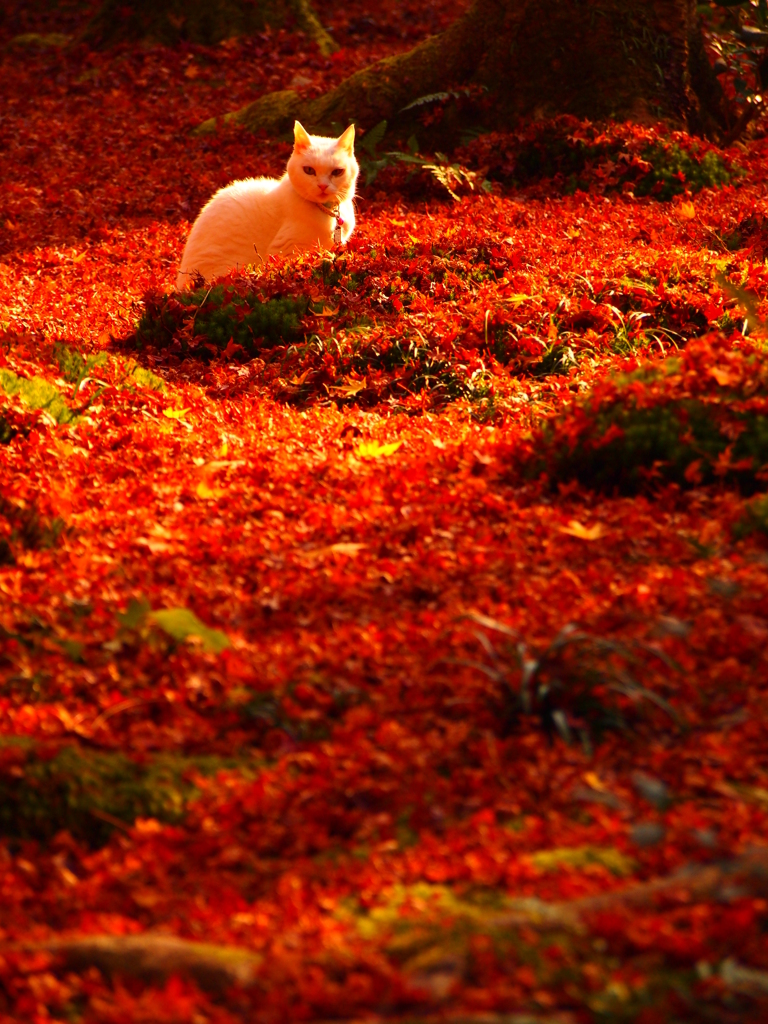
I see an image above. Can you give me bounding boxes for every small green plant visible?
[521,334,768,495]
[545,397,768,494]
[531,342,578,377]
[54,343,166,392]
[483,118,738,198]
[733,494,768,538]
[636,143,733,200]
[445,614,679,752]
[0,414,15,445]
[356,119,390,186]
[0,495,67,553]
[54,342,109,390]
[356,120,491,200]
[135,285,308,358]
[353,334,473,401]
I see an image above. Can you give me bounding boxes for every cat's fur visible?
[176,122,358,290]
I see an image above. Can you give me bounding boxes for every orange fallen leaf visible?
[583,771,607,792]
[559,520,606,541]
[709,366,737,387]
[300,542,367,560]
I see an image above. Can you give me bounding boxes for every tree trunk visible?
[81,0,336,53]
[209,0,726,141]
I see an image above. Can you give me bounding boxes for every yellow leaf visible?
[196,480,225,500]
[355,439,404,459]
[329,376,367,397]
[677,201,696,221]
[559,520,605,541]
[314,306,339,317]
[163,407,191,420]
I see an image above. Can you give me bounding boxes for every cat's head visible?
[286,121,359,206]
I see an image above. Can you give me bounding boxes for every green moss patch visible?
[128,364,166,392]
[0,368,77,425]
[0,739,248,846]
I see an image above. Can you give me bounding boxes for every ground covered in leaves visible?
[3,1,768,1022]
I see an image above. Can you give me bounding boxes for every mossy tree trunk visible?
[81,0,336,53]
[215,0,726,140]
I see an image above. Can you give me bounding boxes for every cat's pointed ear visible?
[336,124,356,155]
[293,121,312,151]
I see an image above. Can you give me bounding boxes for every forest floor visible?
[3,1,768,1022]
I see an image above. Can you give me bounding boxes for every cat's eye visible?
[331,168,344,177]
[303,166,316,175]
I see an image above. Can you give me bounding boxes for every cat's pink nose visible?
[318,184,328,192]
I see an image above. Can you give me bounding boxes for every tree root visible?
[287,0,337,55]
[9,848,768,993]
[196,0,732,143]
[200,0,491,136]
[195,88,302,137]
[81,0,334,50]
[492,845,768,932]
[12,934,261,991]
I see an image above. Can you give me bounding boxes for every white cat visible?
[176,121,358,290]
